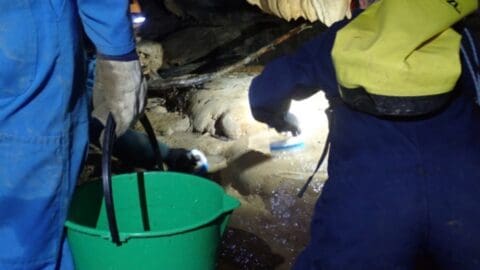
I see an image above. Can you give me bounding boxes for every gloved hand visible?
[92,58,147,136]
[252,107,301,136]
[165,148,209,175]
[270,112,301,136]
[260,112,302,135]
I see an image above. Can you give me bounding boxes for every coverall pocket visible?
[0,1,37,98]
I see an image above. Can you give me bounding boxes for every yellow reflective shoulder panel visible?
[332,0,477,98]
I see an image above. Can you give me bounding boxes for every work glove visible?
[165,148,209,175]
[92,58,148,136]
[251,107,301,136]
[269,112,301,136]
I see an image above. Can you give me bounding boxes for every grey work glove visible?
[92,58,148,136]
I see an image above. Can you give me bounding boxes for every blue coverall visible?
[0,1,135,269]
[249,17,480,269]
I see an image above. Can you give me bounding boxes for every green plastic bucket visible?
[66,171,240,270]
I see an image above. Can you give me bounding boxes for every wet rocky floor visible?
[80,72,330,269]
[147,73,330,269]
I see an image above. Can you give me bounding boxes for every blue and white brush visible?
[269,135,305,153]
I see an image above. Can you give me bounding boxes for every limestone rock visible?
[162,26,242,66]
[144,110,191,136]
[188,73,267,139]
[246,0,352,26]
[137,40,164,79]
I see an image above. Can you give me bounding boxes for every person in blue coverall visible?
[249,1,480,269]
[0,1,146,269]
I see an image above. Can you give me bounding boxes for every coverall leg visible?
[0,1,89,269]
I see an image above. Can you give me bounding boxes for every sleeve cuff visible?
[97,49,139,61]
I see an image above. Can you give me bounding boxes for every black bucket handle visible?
[102,114,163,245]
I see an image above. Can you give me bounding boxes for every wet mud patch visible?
[218,228,285,270]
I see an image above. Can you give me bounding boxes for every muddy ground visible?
[80,69,331,269]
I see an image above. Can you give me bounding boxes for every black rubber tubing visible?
[102,114,121,245]
[102,114,162,245]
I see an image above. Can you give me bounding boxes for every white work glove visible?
[92,58,148,136]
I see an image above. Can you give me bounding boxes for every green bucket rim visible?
[65,172,240,242]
